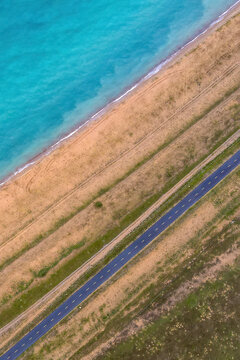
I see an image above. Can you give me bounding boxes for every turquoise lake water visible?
[0,0,238,182]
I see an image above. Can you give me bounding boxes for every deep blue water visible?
[0,0,238,182]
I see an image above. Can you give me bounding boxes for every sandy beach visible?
[0,2,240,354]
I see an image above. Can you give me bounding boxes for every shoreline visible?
[1,0,240,189]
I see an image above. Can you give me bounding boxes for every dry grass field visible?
[0,9,240,358]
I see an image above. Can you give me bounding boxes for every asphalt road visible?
[1,150,240,360]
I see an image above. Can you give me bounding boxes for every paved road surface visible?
[1,150,240,360]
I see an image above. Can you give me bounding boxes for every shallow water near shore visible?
[0,0,238,182]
